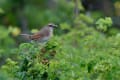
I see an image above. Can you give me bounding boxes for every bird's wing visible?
[30,27,50,40]
[38,26,50,36]
[30,33,43,40]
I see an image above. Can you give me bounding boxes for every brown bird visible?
[21,23,57,42]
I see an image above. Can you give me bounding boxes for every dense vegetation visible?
[0,0,120,80]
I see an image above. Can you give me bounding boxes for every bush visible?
[1,22,120,80]
[0,1,120,80]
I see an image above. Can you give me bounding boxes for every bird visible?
[20,23,57,42]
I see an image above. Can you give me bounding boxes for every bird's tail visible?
[20,34,31,40]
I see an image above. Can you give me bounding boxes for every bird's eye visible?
[48,24,53,27]
[49,25,52,27]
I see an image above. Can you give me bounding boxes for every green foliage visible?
[1,38,62,80]
[0,8,4,14]
[0,0,120,80]
[0,26,15,57]
[60,23,71,30]
[0,58,19,80]
[96,17,113,32]
[108,27,120,35]
[74,13,94,25]
[1,21,120,80]
[0,0,75,28]
[57,25,120,80]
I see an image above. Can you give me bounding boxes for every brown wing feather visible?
[30,33,43,40]
[30,27,50,40]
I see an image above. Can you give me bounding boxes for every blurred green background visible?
[0,0,120,80]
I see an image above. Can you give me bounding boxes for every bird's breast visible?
[39,36,50,42]
[49,27,53,37]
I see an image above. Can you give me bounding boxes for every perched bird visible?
[20,23,57,42]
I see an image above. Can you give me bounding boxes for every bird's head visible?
[48,23,57,28]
